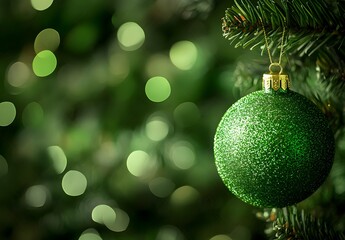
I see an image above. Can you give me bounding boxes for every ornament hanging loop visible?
[268,63,283,74]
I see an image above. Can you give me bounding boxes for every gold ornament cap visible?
[262,63,290,93]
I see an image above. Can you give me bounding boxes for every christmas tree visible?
[0,0,344,239]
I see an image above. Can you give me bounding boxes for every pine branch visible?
[257,207,345,240]
[222,0,345,93]
[222,0,345,55]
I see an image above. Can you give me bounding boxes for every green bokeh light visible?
[91,205,130,232]
[108,53,130,84]
[32,50,57,77]
[149,177,175,198]
[126,150,157,178]
[47,146,67,174]
[145,76,171,102]
[92,204,116,225]
[79,229,102,240]
[169,41,198,70]
[174,102,200,127]
[110,208,130,232]
[0,101,16,127]
[170,185,199,206]
[209,235,232,240]
[25,185,48,208]
[169,141,195,170]
[79,233,102,240]
[31,0,54,11]
[156,225,184,240]
[22,102,44,127]
[7,62,31,88]
[145,117,169,141]
[62,170,87,196]
[34,28,60,53]
[117,22,145,51]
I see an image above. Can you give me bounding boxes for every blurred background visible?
[0,0,308,239]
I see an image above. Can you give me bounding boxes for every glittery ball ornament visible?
[214,70,335,208]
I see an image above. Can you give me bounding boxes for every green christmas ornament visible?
[214,67,335,208]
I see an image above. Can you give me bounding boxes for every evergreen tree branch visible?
[222,0,345,93]
[222,0,345,55]
[257,206,345,240]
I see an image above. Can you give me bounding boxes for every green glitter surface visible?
[214,90,335,208]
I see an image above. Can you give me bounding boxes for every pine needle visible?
[256,206,345,240]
